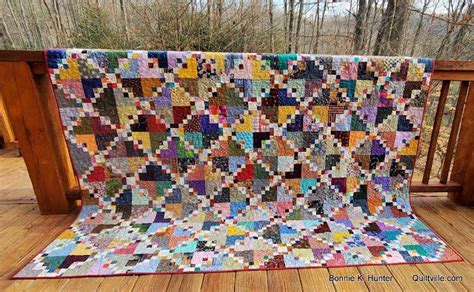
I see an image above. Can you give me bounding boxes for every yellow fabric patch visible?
[346,176,359,193]
[227,226,246,236]
[132,132,151,149]
[118,106,136,125]
[72,244,94,255]
[333,231,350,243]
[278,106,296,124]
[202,52,225,74]
[58,229,76,240]
[407,63,424,81]
[171,87,190,106]
[75,134,98,153]
[165,203,182,218]
[59,59,80,80]
[400,139,418,155]
[349,131,366,149]
[141,78,162,97]
[311,106,329,122]
[235,114,253,132]
[127,157,146,173]
[355,80,373,99]
[252,60,270,80]
[293,248,315,260]
[178,56,198,79]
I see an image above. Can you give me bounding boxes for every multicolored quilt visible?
[15,50,461,278]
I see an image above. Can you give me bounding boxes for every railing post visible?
[449,81,474,206]
[0,62,77,214]
[0,91,17,148]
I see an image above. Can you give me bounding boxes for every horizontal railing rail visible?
[2,50,474,76]
[0,50,473,213]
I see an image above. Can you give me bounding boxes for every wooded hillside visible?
[0,0,472,59]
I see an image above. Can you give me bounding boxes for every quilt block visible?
[15,50,461,278]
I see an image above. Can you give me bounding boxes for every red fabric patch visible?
[173,106,191,124]
[236,164,254,181]
[147,115,166,132]
[87,166,105,182]
[368,246,386,257]
[91,117,114,134]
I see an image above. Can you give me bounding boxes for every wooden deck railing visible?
[0,50,473,214]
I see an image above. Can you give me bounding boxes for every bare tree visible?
[119,0,129,42]
[410,0,431,56]
[295,0,305,52]
[436,0,468,58]
[313,0,328,53]
[269,0,275,52]
[42,0,61,45]
[0,8,14,49]
[284,0,288,48]
[373,0,392,55]
[353,0,367,54]
[450,3,473,58]
[6,0,27,48]
[287,0,295,52]
[387,0,411,55]
[366,0,382,53]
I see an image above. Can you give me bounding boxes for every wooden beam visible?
[0,62,76,214]
[0,50,473,71]
[432,71,474,81]
[410,182,463,193]
[0,92,16,145]
[33,72,77,189]
[65,187,84,201]
[423,80,450,184]
[29,62,48,74]
[449,82,474,206]
[440,81,470,183]
[0,50,44,62]
[434,60,474,71]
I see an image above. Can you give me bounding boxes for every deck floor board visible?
[0,150,472,291]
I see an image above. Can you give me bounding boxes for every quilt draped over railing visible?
[15,50,461,278]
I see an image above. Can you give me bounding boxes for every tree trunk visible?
[410,0,430,56]
[386,0,410,55]
[435,0,467,58]
[450,4,473,59]
[29,0,46,48]
[42,0,61,46]
[373,0,396,55]
[53,0,68,45]
[317,1,328,53]
[240,0,247,51]
[269,0,274,53]
[365,0,380,53]
[216,0,223,27]
[18,0,35,48]
[0,10,15,49]
[284,0,288,49]
[353,0,367,54]
[294,0,304,52]
[119,0,130,42]
[6,0,27,48]
[208,0,213,47]
[313,1,320,53]
[287,0,295,52]
[361,0,374,54]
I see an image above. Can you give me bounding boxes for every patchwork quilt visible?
[15,50,461,278]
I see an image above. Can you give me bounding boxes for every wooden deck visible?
[0,149,472,291]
